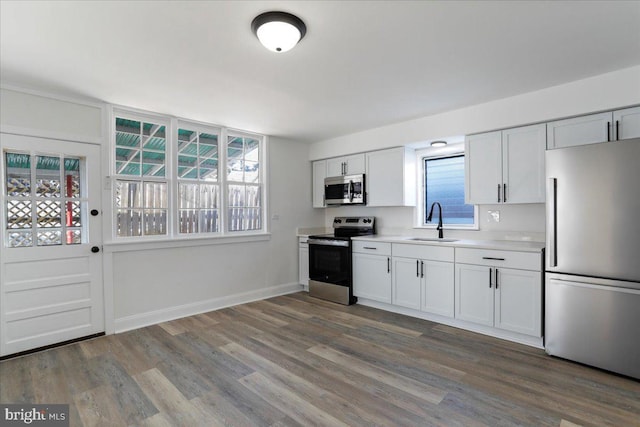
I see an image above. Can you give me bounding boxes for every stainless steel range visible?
[308,216,375,305]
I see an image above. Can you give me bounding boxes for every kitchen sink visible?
[406,237,458,243]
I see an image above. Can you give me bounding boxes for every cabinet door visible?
[502,124,546,203]
[299,244,309,286]
[494,268,541,336]
[423,260,454,318]
[465,131,502,204]
[353,253,391,303]
[366,148,408,207]
[546,112,612,149]
[392,257,421,310]
[326,157,345,176]
[455,264,494,326]
[613,106,640,141]
[344,154,365,175]
[312,160,326,208]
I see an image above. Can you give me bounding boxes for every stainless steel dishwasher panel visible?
[545,273,640,379]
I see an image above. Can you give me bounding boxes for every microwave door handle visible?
[348,180,354,202]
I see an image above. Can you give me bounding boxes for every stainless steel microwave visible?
[324,174,366,206]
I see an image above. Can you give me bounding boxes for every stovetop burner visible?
[309,216,376,240]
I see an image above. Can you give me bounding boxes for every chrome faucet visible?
[427,202,443,239]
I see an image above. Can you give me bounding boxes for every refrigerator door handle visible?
[547,178,557,267]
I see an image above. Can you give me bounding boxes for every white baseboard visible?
[114,282,303,333]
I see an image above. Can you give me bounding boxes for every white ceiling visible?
[1,1,639,143]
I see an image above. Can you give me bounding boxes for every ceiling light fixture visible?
[251,11,306,53]
[430,140,447,147]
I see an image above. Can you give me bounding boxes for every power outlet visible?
[488,210,500,223]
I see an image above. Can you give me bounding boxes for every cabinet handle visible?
[387,257,390,273]
[416,259,419,277]
[489,267,493,288]
[495,268,499,289]
[497,184,501,203]
[503,183,507,203]
[421,261,424,278]
[616,120,620,140]
[363,246,377,250]
[607,121,611,141]
[482,256,505,261]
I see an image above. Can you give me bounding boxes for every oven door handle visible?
[308,239,350,247]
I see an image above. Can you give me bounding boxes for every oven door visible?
[308,239,351,286]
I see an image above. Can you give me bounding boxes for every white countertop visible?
[351,235,545,253]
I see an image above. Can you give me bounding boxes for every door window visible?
[4,152,86,247]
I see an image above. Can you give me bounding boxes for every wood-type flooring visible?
[1,292,639,426]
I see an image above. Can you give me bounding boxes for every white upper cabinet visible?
[547,106,640,149]
[366,147,416,207]
[465,131,502,204]
[326,153,365,176]
[465,124,545,205]
[312,160,326,208]
[613,106,640,141]
[502,124,546,203]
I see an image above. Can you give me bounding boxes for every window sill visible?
[103,232,271,253]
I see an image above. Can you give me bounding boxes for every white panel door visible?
[502,124,546,204]
[494,268,542,337]
[422,260,454,318]
[455,264,493,326]
[353,253,391,303]
[392,257,421,310]
[613,106,640,141]
[465,131,502,204]
[1,134,104,356]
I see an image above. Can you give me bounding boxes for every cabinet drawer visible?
[392,243,454,262]
[455,248,541,270]
[352,241,392,256]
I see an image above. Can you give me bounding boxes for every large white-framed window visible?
[416,146,478,230]
[110,108,267,241]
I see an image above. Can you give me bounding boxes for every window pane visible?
[425,155,475,225]
[66,201,82,227]
[144,182,167,208]
[117,209,142,237]
[37,200,62,228]
[143,210,167,235]
[179,183,198,209]
[199,184,219,209]
[36,155,61,198]
[7,200,31,229]
[115,181,142,208]
[8,230,32,248]
[199,210,219,233]
[66,229,82,245]
[37,230,61,246]
[5,153,31,197]
[64,157,81,198]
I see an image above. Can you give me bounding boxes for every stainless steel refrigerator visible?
[545,137,640,379]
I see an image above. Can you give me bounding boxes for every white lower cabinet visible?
[455,247,542,337]
[392,257,422,310]
[298,237,309,287]
[353,241,392,303]
[391,244,455,316]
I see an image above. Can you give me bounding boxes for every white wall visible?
[0,87,324,333]
[310,66,640,241]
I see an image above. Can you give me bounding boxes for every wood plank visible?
[308,344,447,404]
[74,384,128,427]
